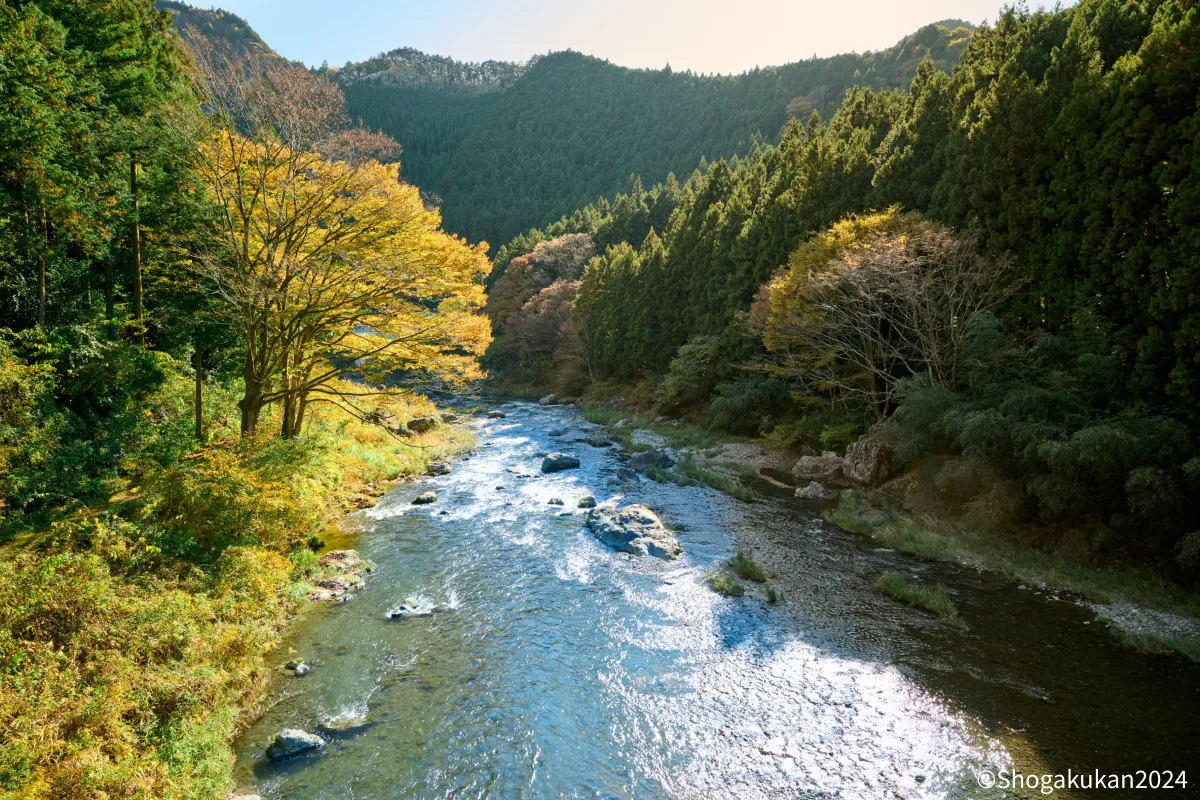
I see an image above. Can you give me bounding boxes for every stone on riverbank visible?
[539,394,559,405]
[542,453,580,473]
[266,729,324,761]
[629,448,675,471]
[412,491,438,505]
[845,432,897,487]
[426,462,452,476]
[791,454,852,487]
[407,417,437,433]
[586,504,682,560]
[309,550,370,601]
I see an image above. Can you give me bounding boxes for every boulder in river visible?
[629,448,675,471]
[266,729,324,761]
[407,417,438,433]
[548,498,564,506]
[586,504,682,560]
[412,491,438,505]
[794,481,840,508]
[386,596,435,619]
[542,453,580,473]
[318,713,372,736]
[579,435,613,448]
[487,410,507,419]
[578,496,597,509]
[426,461,452,476]
[539,394,559,405]
[285,660,312,676]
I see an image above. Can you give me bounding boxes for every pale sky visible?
[207,0,1067,74]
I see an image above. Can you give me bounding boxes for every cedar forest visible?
[1,0,1198,797]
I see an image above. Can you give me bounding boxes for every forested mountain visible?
[156,0,271,54]
[341,21,974,246]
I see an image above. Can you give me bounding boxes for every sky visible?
[206,0,1059,75]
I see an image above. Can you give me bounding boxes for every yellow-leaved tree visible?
[188,41,490,436]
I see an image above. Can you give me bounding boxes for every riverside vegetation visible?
[0,1,488,796]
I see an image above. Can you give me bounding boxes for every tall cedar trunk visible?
[194,345,204,440]
[37,206,48,328]
[130,157,143,342]
[104,259,115,339]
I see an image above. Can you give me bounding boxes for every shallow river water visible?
[232,401,1200,799]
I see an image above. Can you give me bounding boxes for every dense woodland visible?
[0,1,487,795]
[338,21,975,246]
[486,0,1200,577]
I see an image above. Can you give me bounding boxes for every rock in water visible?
[541,453,581,473]
[794,481,840,508]
[586,504,682,560]
[412,491,438,505]
[539,394,559,405]
[266,729,324,761]
[426,461,452,476]
[578,496,597,509]
[548,498,564,506]
[629,448,675,471]
[487,410,507,419]
[386,596,435,619]
[407,417,437,433]
[318,713,372,735]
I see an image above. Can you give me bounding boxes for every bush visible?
[729,552,766,582]
[708,572,745,597]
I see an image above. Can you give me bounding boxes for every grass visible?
[766,584,780,603]
[676,454,755,502]
[709,572,746,597]
[874,571,960,620]
[829,492,1200,660]
[729,552,767,582]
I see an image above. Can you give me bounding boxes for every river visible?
[231,401,1200,799]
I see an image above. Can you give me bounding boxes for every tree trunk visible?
[104,258,115,339]
[239,360,263,436]
[36,206,48,328]
[194,345,204,440]
[130,157,143,343]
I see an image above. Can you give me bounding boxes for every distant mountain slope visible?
[341,21,975,247]
[156,1,273,55]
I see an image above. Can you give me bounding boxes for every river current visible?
[231,401,1200,799]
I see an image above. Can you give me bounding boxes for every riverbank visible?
[569,398,1200,663]
[0,392,473,800]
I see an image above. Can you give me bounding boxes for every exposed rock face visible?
[844,433,897,488]
[266,729,324,761]
[791,454,851,487]
[586,504,682,560]
[487,410,507,419]
[629,448,675,471]
[794,481,840,508]
[412,491,438,505]
[541,453,580,473]
[539,394,559,405]
[407,417,437,433]
[426,462,452,476]
[578,496,597,509]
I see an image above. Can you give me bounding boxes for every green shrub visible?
[819,422,861,453]
[708,572,745,597]
[729,552,766,582]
